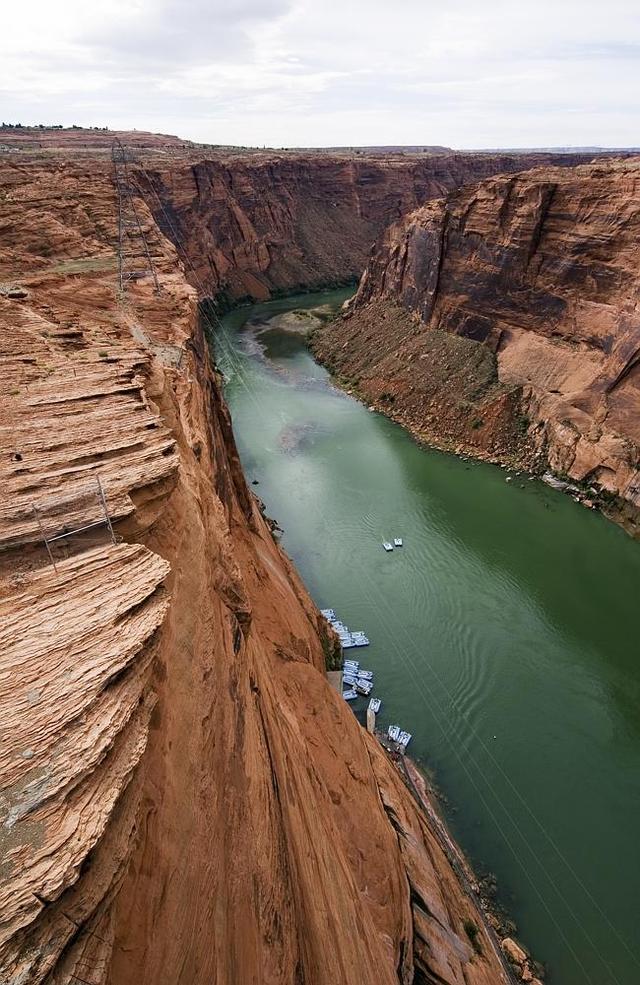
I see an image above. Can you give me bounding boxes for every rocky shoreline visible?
[387,745,547,985]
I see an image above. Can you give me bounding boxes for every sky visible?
[1,0,639,148]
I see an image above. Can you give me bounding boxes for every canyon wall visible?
[135,149,598,302]
[313,159,640,533]
[0,151,513,982]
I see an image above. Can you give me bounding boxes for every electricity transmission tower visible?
[111,138,160,294]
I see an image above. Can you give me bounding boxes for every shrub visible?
[463,919,483,955]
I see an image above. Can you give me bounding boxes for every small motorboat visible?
[368,697,381,714]
[342,675,357,686]
[383,541,393,551]
[357,670,373,680]
[343,689,358,701]
[394,537,403,547]
[343,660,359,670]
[387,725,400,742]
[398,731,412,749]
[356,680,373,695]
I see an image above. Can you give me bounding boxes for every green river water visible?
[215,288,640,985]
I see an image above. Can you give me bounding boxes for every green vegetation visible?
[463,919,483,956]
[1,123,110,131]
[320,627,342,671]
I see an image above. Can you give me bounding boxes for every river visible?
[215,288,640,985]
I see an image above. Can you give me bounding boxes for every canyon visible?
[3,128,638,984]
[313,158,640,535]
[0,134,546,984]
[135,148,600,302]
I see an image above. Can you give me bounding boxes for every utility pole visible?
[111,138,160,294]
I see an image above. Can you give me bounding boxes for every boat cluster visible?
[341,658,376,700]
[382,537,403,552]
[387,725,412,751]
[320,609,370,648]
[322,606,412,754]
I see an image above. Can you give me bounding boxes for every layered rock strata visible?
[313,159,640,533]
[0,149,512,982]
[137,150,598,302]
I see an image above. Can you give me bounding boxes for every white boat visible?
[368,697,381,714]
[343,689,358,701]
[342,675,357,686]
[356,680,373,695]
[398,731,412,748]
[387,725,400,742]
[357,670,374,680]
[383,541,393,551]
[342,639,357,649]
[394,537,403,547]
[343,661,359,670]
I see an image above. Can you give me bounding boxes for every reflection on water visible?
[216,289,640,985]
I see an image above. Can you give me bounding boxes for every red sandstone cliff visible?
[313,160,640,533]
[0,149,513,982]
[136,150,600,302]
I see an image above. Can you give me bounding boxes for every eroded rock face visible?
[0,150,511,983]
[134,149,599,301]
[314,159,640,532]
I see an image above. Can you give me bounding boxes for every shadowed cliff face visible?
[0,152,512,983]
[135,150,598,302]
[313,160,640,534]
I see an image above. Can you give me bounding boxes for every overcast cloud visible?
[1,0,639,147]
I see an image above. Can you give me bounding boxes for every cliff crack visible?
[525,183,557,269]
[425,207,450,323]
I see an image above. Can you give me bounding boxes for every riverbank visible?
[382,739,544,985]
[310,302,638,537]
